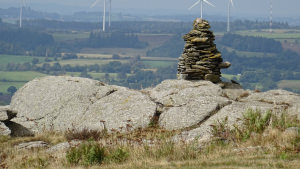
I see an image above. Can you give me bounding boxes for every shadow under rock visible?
[3,121,34,137]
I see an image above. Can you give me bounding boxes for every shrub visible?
[65,128,107,141]
[210,116,232,142]
[211,109,300,145]
[143,141,175,160]
[271,112,300,130]
[107,147,129,163]
[66,141,105,166]
[240,109,272,140]
[19,157,49,169]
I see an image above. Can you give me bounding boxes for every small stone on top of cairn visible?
[177,18,231,83]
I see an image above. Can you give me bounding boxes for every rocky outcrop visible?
[15,141,49,150]
[0,105,17,136]
[1,76,300,146]
[145,80,231,130]
[177,18,230,82]
[174,101,288,143]
[0,122,10,136]
[9,76,156,134]
[0,106,17,121]
[46,140,82,153]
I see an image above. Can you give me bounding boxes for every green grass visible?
[218,45,276,58]
[51,32,90,42]
[76,53,113,59]
[0,55,38,68]
[51,59,128,66]
[142,60,177,69]
[222,74,241,80]
[235,29,300,39]
[0,71,47,82]
[234,29,300,46]
[0,71,47,94]
[81,48,147,57]
[0,81,26,94]
[217,29,300,46]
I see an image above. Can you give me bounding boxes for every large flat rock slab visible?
[0,106,9,121]
[6,76,300,140]
[0,105,16,121]
[10,76,156,133]
[175,90,300,143]
[240,90,300,118]
[148,80,230,130]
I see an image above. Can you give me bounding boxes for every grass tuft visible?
[66,141,105,166]
[65,128,107,141]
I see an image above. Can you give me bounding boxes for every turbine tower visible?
[109,0,111,28]
[269,0,273,33]
[19,0,25,28]
[227,0,234,32]
[90,0,107,32]
[103,0,106,32]
[189,0,215,19]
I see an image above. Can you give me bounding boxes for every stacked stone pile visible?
[177,18,231,82]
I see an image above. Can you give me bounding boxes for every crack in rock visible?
[179,101,233,132]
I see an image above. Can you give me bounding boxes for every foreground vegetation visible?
[1,110,300,168]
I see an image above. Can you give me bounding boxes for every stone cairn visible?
[177,18,231,83]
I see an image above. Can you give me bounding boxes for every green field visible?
[76,53,113,59]
[220,45,276,58]
[0,71,47,82]
[81,47,148,57]
[51,32,90,41]
[0,55,39,68]
[0,71,123,94]
[0,81,26,94]
[142,60,176,68]
[48,59,128,66]
[0,71,47,94]
[235,29,300,42]
[222,74,241,80]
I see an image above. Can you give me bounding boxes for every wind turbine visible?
[269,0,273,33]
[109,0,111,28]
[90,0,107,32]
[189,0,215,19]
[19,0,25,28]
[227,0,234,32]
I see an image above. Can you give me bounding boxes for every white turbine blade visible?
[230,0,234,7]
[188,0,201,10]
[90,0,100,8]
[203,0,215,7]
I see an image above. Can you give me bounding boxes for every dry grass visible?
[1,111,300,169]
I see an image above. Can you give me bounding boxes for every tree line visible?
[85,32,148,48]
[0,28,148,56]
[20,19,292,33]
[219,33,283,53]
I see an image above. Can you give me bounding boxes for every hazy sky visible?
[1,0,300,19]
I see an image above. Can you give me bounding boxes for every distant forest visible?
[85,32,148,48]
[21,19,291,32]
[220,34,283,53]
[0,28,147,56]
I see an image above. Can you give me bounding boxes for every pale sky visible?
[1,0,300,18]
